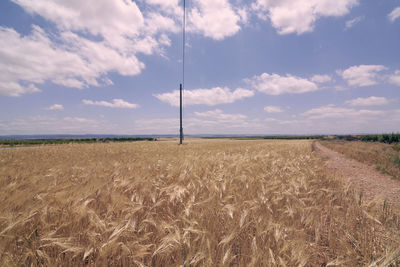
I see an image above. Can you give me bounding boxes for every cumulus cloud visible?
[345,96,389,106]
[11,0,179,55]
[388,7,400,22]
[83,99,139,109]
[264,106,284,113]
[148,0,246,40]
[345,16,364,30]
[0,81,40,97]
[146,0,182,19]
[252,0,358,35]
[2,0,252,97]
[311,74,332,83]
[338,65,387,87]
[1,0,185,97]
[246,73,319,95]
[301,104,383,119]
[12,0,143,34]
[236,7,249,25]
[188,0,242,40]
[154,87,254,107]
[11,0,162,51]
[0,26,146,96]
[46,104,64,111]
[389,70,400,86]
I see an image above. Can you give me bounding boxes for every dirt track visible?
[315,142,400,212]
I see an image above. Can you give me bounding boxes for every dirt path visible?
[315,142,400,211]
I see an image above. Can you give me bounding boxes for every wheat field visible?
[0,140,399,266]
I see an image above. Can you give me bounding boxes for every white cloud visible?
[147,0,179,7]
[143,12,180,37]
[246,73,319,95]
[252,0,358,35]
[194,109,247,121]
[0,26,87,95]
[2,0,186,97]
[388,7,400,22]
[12,0,179,55]
[236,7,249,25]
[61,32,145,76]
[338,65,387,87]
[311,74,332,83]
[345,16,364,30]
[146,0,181,18]
[389,70,400,86]
[12,0,145,50]
[0,25,145,96]
[0,81,40,97]
[2,0,250,97]
[155,87,254,107]
[147,0,247,41]
[46,104,64,111]
[301,104,384,120]
[264,106,284,113]
[345,96,389,106]
[188,0,242,40]
[83,99,139,109]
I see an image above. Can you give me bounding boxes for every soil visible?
[315,142,400,212]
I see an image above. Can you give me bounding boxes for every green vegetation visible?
[359,133,400,144]
[394,155,400,169]
[0,137,156,147]
[330,134,400,144]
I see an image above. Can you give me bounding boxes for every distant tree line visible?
[333,134,400,144]
[359,134,400,144]
[0,137,156,146]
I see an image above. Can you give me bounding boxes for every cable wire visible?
[182,0,186,136]
[182,0,186,90]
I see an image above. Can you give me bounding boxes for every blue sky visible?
[0,0,399,135]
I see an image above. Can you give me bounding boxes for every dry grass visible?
[0,140,399,266]
[321,140,400,180]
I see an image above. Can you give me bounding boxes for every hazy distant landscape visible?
[1,133,399,145]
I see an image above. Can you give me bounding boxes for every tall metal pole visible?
[180,83,183,144]
[179,0,185,145]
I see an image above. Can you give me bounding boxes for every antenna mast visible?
[180,0,186,145]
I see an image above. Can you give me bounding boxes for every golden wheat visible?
[0,140,399,266]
